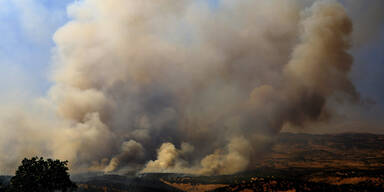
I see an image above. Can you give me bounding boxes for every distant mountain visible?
[0,176,11,192]
[257,132,384,169]
[76,133,384,192]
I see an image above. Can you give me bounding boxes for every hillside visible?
[2,133,384,192]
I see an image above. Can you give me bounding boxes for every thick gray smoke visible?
[0,0,378,175]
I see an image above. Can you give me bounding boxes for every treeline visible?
[0,157,76,192]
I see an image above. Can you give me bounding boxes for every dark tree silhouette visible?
[0,180,4,192]
[7,157,77,192]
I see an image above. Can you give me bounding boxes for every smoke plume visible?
[0,0,374,175]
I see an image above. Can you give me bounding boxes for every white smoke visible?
[0,0,378,175]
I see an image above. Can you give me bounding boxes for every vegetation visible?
[5,157,77,192]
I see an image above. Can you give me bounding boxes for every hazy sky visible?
[0,0,71,98]
[0,0,219,92]
[0,0,383,127]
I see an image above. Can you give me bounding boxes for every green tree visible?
[8,157,77,192]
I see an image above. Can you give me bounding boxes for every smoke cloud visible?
[0,0,377,175]
[142,142,194,173]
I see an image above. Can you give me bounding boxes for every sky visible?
[0,0,382,122]
[0,0,71,97]
[0,0,217,91]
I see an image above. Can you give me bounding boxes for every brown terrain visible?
[31,132,383,192]
[159,133,384,192]
[161,179,228,192]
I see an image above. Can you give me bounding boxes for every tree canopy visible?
[7,157,77,192]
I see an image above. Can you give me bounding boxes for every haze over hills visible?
[73,132,384,191]
[4,132,382,192]
[1,132,384,191]
[258,132,384,169]
[75,132,384,191]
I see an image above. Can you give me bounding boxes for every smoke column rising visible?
[0,0,370,175]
